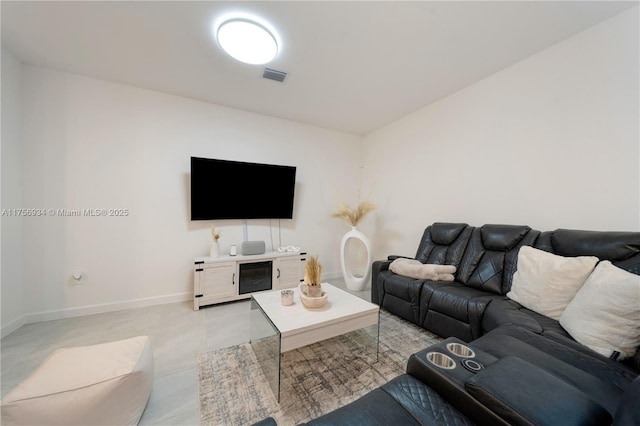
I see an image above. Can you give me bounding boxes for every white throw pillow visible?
[560,261,640,361]
[507,246,598,320]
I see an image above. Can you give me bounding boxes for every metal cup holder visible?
[461,358,484,373]
[446,342,476,358]
[426,351,456,369]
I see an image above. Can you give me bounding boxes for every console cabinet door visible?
[275,256,306,289]
[194,262,236,309]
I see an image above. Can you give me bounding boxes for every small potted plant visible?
[299,256,328,309]
[304,256,323,297]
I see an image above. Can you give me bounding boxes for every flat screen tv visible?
[190,157,297,220]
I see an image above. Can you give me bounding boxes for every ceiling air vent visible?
[263,68,287,83]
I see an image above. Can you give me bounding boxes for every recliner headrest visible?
[551,229,640,261]
[480,225,532,251]
[430,223,469,245]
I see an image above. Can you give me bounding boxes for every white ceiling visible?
[2,1,637,135]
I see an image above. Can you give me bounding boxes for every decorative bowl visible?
[298,283,328,309]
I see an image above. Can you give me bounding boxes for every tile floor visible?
[1,278,369,425]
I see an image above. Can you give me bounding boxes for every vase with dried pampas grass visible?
[210,225,221,242]
[332,199,375,291]
[210,225,221,258]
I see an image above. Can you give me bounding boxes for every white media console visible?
[193,250,307,310]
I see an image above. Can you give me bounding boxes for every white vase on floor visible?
[340,226,372,291]
[210,241,220,259]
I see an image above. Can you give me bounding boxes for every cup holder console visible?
[408,338,501,426]
[446,342,475,358]
[426,352,456,369]
[415,338,495,379]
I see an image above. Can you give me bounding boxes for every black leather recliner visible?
[301,374,476,426]
[300,356,640,426]
[373,223,541,341]
[363,224,639,425]
[372,222,472,324]
[257,224,640,426]
[420,224,540,341]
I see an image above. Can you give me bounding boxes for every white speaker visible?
[242,241,266,256]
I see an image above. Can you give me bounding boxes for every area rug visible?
[197,311,441,425]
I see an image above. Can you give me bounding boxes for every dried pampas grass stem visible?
[332,201,376,227]
[210,225,221,241]
[305,256,322,286]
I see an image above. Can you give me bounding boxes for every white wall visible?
[18,66,362,322]
[362,7,640,260]
[5,6,639,330]
[1,46,25,336]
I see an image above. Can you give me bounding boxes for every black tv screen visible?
[190,157,296,220]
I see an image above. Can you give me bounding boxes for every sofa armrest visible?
[371,259,394,305]
[465,356,612,426]
[371,255,415,305]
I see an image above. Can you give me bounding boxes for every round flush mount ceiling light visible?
[216,19,278,65]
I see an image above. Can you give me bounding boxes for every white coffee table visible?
[249,283,380,401]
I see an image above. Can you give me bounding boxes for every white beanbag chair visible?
[390,258,457,281]
[1,336,154,426]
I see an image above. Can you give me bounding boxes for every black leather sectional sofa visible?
[303,223,640,425]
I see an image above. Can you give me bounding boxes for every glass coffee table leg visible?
[249,297,282,401]
[363,319,380,363]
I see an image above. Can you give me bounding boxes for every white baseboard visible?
[1,315,28,338]
[1,274,364,338]
[2,292,191,338]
